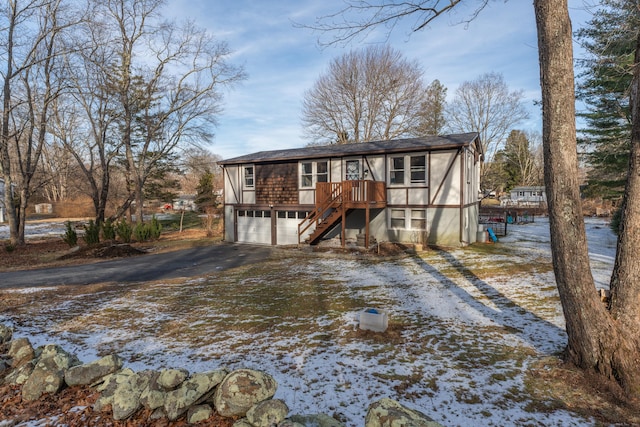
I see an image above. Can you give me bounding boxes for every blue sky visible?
[166,1,594,160]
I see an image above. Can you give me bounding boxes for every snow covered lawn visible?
[0,217,619,426]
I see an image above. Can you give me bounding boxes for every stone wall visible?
[0,323,442,426]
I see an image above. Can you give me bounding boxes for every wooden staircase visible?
[298,180,386,246]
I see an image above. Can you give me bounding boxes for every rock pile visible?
[0,323,443,426]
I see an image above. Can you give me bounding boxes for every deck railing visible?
[314,180,386,208]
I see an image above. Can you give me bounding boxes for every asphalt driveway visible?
[0,242,275,289]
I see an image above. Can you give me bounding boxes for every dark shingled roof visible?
[219,132,481,165]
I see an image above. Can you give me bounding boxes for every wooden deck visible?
[299,180,387,245]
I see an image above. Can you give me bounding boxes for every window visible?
[346,160,360,180]
[316,161,328,183]
[410,155,426,183]
[391,154,427,185]
[410,210,426,230]
[301,162,313,187]
[391,209,406,229]
[300,161,329,187]
[244,166,254,188]
[390,157,405,185]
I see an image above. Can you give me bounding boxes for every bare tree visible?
[53,2,124,225]
[311,0,640,396]
[179,146,222,195]
[446,72,529,186]
[302,44,427,144]
[0,0,74,244]
[99,0,245,223]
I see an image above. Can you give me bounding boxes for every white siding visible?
[430,151,460,205]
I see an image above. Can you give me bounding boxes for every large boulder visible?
[164,369,227,421]
[4,361,34,385]
[289,414,345,427]
[0,324,12,344]
[157,368,189,389]
[364,398,443,427]
[65,354,123,386]
[187,404,213,424]
[94,368,136,412]
[110,370,155,420]
[139,371,165,410]
[8,337,35,367]
[21,345,80,401]
[213,369,278,417]
[246,399,289,427]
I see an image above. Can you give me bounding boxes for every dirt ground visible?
[0,229,214,272]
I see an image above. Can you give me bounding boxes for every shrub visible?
[62,221,78,247]
[116,220,133,243]
[149,216,162,240]
[83,220,100,246]
[4,242,15,253]
[102,219,116,241]
[132,217,163,242]
[133,222,151,242]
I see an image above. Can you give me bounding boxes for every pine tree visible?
[575,0,636,200]
[194,171,217,212]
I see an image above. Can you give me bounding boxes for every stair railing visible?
[298,182,344,244]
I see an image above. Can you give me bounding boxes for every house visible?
[218,132,483,247]
[507,186,547,206]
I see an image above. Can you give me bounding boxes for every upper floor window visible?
[410,155,426,183]
[300,160,329,188]
[244,166,254,188]
[390,154,426,185]
[390,157,405,185]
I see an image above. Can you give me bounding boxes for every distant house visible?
[506,186,547,206]
[218,133,483,247]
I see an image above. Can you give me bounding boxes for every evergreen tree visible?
[194,171,217,212]
[575,0,636,200]
[416,79,447,135]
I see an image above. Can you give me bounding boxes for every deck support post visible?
[365,202,370,248]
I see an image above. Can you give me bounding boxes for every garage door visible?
[237,210,272,244]
[276,210,311,245]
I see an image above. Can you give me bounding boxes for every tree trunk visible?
[607,12,640,395]
[534,0,640,394]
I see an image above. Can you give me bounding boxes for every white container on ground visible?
[359,308,389,332]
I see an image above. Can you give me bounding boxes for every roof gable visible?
[219,132,481,165]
